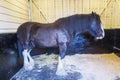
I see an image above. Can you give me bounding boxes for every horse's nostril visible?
[101,33,103,36]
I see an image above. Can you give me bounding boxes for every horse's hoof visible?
[24,62,34,71]
[24,65,34,71]
[56,70,67,76]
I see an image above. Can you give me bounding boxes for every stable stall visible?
[0,0,120,80]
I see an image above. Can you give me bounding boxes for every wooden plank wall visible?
[0,0,120,33]
[0,0,28,33]
[101,0,120,29]
[31,0,120,29]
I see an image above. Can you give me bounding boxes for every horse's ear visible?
[92,11,97,15]
[92,11,94,14]
[91,11,96,15]
[91,11,96,17]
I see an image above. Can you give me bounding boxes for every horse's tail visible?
[17,39,23,58]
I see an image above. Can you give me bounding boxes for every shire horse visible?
[17,12,105,76]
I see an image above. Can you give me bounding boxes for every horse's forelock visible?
[90,13,101,27]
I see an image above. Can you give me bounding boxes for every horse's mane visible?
[55,13,101,28]
[54,14,91,30]
[55,14,89,23]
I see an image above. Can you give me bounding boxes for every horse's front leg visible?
[56,42,67,76]
[22,49,35,70]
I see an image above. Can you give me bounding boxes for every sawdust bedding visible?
[11,53,120,80]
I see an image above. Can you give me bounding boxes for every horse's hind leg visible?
[22,49,34,70]
[56,42,67,76]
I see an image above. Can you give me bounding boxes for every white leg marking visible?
[22,49,34,70]
[56,56,67,76]
[27,50,35,70]
[23,49,29,70]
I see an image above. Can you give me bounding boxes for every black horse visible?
[17,12,105,76]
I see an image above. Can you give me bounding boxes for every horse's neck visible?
[72,25,88,39]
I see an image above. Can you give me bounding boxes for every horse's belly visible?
[40,39,57,47]
[33,28,69,47]
[34,34,57,47]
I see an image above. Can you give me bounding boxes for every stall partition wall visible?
[0,0,28,33]
[31,0,120,29]
[0,0,120,33]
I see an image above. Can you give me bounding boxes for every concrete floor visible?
[11,53,120,80]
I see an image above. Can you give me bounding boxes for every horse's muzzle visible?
[96,31,105,40]
[96,35,104,40]
[96,28,105,40]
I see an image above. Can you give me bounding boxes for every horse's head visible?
[89,12,105,40]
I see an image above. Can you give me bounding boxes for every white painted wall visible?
[0,0,28,33]
[31,0,120,29]
[0,0,120,33]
